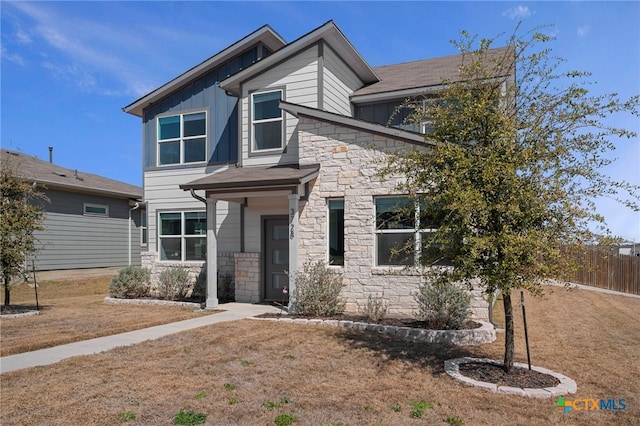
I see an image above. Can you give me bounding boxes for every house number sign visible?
[289,208,295,240]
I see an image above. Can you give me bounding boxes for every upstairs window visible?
[157,111,207,165]
[252,90,283,151]
[84,203,108,217]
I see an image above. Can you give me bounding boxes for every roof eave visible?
[220,21,379,96]
[122,25,287,117]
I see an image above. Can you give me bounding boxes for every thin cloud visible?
[577,26,590,37]
[1,46,26,65]
[503,5,532,20]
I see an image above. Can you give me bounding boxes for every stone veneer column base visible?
[234,253,260,303]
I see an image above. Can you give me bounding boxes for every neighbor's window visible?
[328,199,344,266]
[158,211,206,261]
[375,196,439,266]
[157,111,207,165]
[252,90,283,151]
[83,203,108,217]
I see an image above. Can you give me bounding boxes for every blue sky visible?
[1,1,639,241]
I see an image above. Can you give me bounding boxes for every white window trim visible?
[374,196,434,267]
[158,211,206,262]
[251,89,284,153]
[156,110,208,166]
[83,203,109,217]
[140,211,148,248]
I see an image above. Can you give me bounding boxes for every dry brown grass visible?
[0,276,215,356]
[1,285,638,425]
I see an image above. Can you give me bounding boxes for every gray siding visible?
[33,210,142,271]
[142,47,264,169]
[322,44,364,115]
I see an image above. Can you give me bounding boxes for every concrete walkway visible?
[0,303,282,374]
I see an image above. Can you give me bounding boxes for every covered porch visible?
[180,164,319,309]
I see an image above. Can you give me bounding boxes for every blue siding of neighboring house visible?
[32,189,143,270]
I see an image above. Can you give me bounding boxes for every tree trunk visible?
[502,291,514,373]
[3,274,10,307]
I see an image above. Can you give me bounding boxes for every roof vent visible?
[52,171,67,177]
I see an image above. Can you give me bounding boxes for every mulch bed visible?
[0,305,40,316]
[459,362,560,388]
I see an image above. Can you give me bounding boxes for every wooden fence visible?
[571,248,640,295]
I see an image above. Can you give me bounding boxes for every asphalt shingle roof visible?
[353,46,513,98]
[1,150,142,199]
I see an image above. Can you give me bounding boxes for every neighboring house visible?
[1,149,144,271]
[123,21,511,318]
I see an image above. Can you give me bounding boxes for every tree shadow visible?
[334,327,488,376]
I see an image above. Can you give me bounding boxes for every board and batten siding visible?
[322,44,364,116]
[144,167,241,254]
[32,189,142,270]
[240,45,320,167]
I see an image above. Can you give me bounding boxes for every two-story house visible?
[124,21,510,318]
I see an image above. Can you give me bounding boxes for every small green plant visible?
[291,260,345,317]
[194,391,207,399]
[414,273,471,330]
[445,415,465,426]
[263,397,291,410]
[240,359,254,367]
[158,266,192,300]
[283,354,295,360]
[223,383,236,391]
[390,403,402,413]
[173,409,206,425]
[117,412,136,421]
[192,269,235,302]
[363,292,389,322]
[274,413,297,426]
[363,405,375,411]
[410,401,433,419]
[229,397,238,405]
[109,266,150,299]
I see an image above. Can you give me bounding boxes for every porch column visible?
[206,197,218,309]
[288,193,300,312]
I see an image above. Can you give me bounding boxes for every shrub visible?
[109,266,150,299]
[291,260,345,317]
[192,269,235,303]
[414,276,471,330]
[363,292,389,323]
[158,266,192,300]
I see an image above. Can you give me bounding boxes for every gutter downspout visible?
[128,202,141,265]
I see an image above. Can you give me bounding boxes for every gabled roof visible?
[123,25,287,117]
[351,46,513,103]
[1,150,142,199]
[219,20,379,96]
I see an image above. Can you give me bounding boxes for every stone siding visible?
[296,117,490,319]
[234,252,261,303]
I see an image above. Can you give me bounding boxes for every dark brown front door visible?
[264,217,289,301]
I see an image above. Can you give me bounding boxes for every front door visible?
[264,217,289,301]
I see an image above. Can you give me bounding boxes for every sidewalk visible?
[0,303,282,374]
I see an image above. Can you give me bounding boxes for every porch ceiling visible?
[179,164,319,194]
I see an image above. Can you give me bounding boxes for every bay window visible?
[159,211,206,261]
[157,111,207,165]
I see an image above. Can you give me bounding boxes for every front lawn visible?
[1,285,638,425]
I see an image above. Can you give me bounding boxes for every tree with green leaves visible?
[1,152,47,307]
[385,25,639,372]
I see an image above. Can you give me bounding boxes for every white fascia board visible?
[123,26,286,117]
[220,21,378,96]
